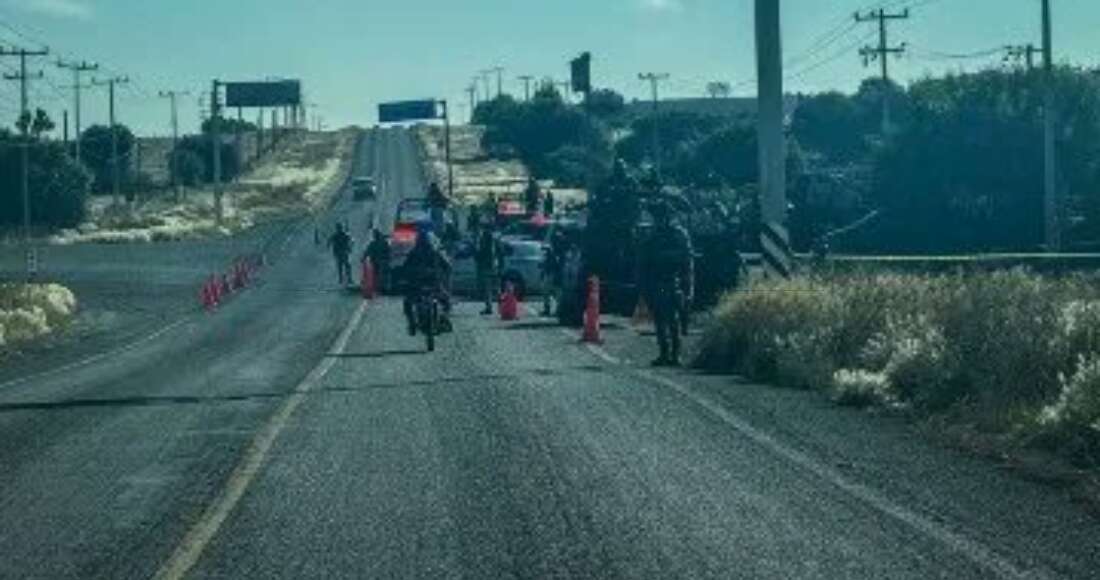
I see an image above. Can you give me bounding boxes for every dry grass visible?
[49,130,354,246]
[0,283,77,350]
[696,269,1100,466]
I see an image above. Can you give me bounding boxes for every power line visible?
[911,46,1005,61]
[786,29,878,85]
[638,72,670,179]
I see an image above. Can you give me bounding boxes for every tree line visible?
[0,112,256,230]
[473,66,1100,255]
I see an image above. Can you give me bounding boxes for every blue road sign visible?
[378,100,440,123]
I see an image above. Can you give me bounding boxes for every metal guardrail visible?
[737,252,1100,274]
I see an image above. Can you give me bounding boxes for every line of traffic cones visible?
[199,253,266,312]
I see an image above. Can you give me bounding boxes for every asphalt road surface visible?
[1,128,1098,580]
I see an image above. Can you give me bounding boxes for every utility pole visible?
[56,59,97,164]
[211,79,224,223]
[466,84,478,122]
[439,99,454,199]
[489,66,504,98]
[478,70,493,102]
[855,8,908,133]
[756,0,791,280]
[92,76,129,206]
[1004,44,1042,71]
[638,72,670,179]
[1042,0,1059,251]
[517,75,534,101]
[1,44,49,279]
[159,89,190,199]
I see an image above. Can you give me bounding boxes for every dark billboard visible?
[225,80,301,108]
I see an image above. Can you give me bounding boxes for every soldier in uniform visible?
[638,198,695,367]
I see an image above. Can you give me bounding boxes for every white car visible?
[499,238,549,299]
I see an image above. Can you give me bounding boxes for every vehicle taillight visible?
[392,226,417,244]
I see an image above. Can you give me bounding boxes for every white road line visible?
[537,304,1047,578]
[0,317,190,392]
[152,301,368,580]
[621,363,1057,580]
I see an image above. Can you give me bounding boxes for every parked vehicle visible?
[498,237,549,300]
[389,199,457,287]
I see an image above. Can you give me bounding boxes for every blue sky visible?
[0,0,1096,136]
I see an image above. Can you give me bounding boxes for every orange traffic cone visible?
[200,279,213,311]
[361,260,377,300]
[581,275,602,344]
[500,282,519,321]
[206,275,220,310]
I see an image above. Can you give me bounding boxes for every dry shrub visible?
[832,369,893,408]
[938,270,1068,413]
[697,277,839,383]
[1037,355,1100,465]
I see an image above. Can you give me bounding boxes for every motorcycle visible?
[411,289,451,352]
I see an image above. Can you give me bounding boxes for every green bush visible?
[0,137,90,228]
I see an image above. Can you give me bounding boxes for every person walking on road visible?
[328,223,354,286]
[541,229,568,317]
[427,182,450,234]
[363,228,391,293]
[524,177,542,216]
[638,199,695,367]
[475,225,498,315]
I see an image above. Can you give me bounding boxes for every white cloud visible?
[641,0,683,11]
[10,0,92,20]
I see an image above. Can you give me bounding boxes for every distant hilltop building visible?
[622,96,801,125]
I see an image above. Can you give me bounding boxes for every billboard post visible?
[378,99,453,198]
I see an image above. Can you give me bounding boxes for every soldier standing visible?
[638,199,695,367]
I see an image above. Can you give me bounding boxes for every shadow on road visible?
[0,366,611,413]
[497,321,561,331]
[326,349,425,359]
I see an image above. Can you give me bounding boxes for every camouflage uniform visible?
[638,207,694,366]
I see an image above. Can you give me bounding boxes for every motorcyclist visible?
[402,225,453,336]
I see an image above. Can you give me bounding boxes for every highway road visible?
[1,128,1098,580]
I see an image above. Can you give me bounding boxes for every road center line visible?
[152,301,368,580]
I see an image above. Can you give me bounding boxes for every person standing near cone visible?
[475,224,498,315]
[328,223,354,287]
[638,198,694,367]
[363,229,391,294]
